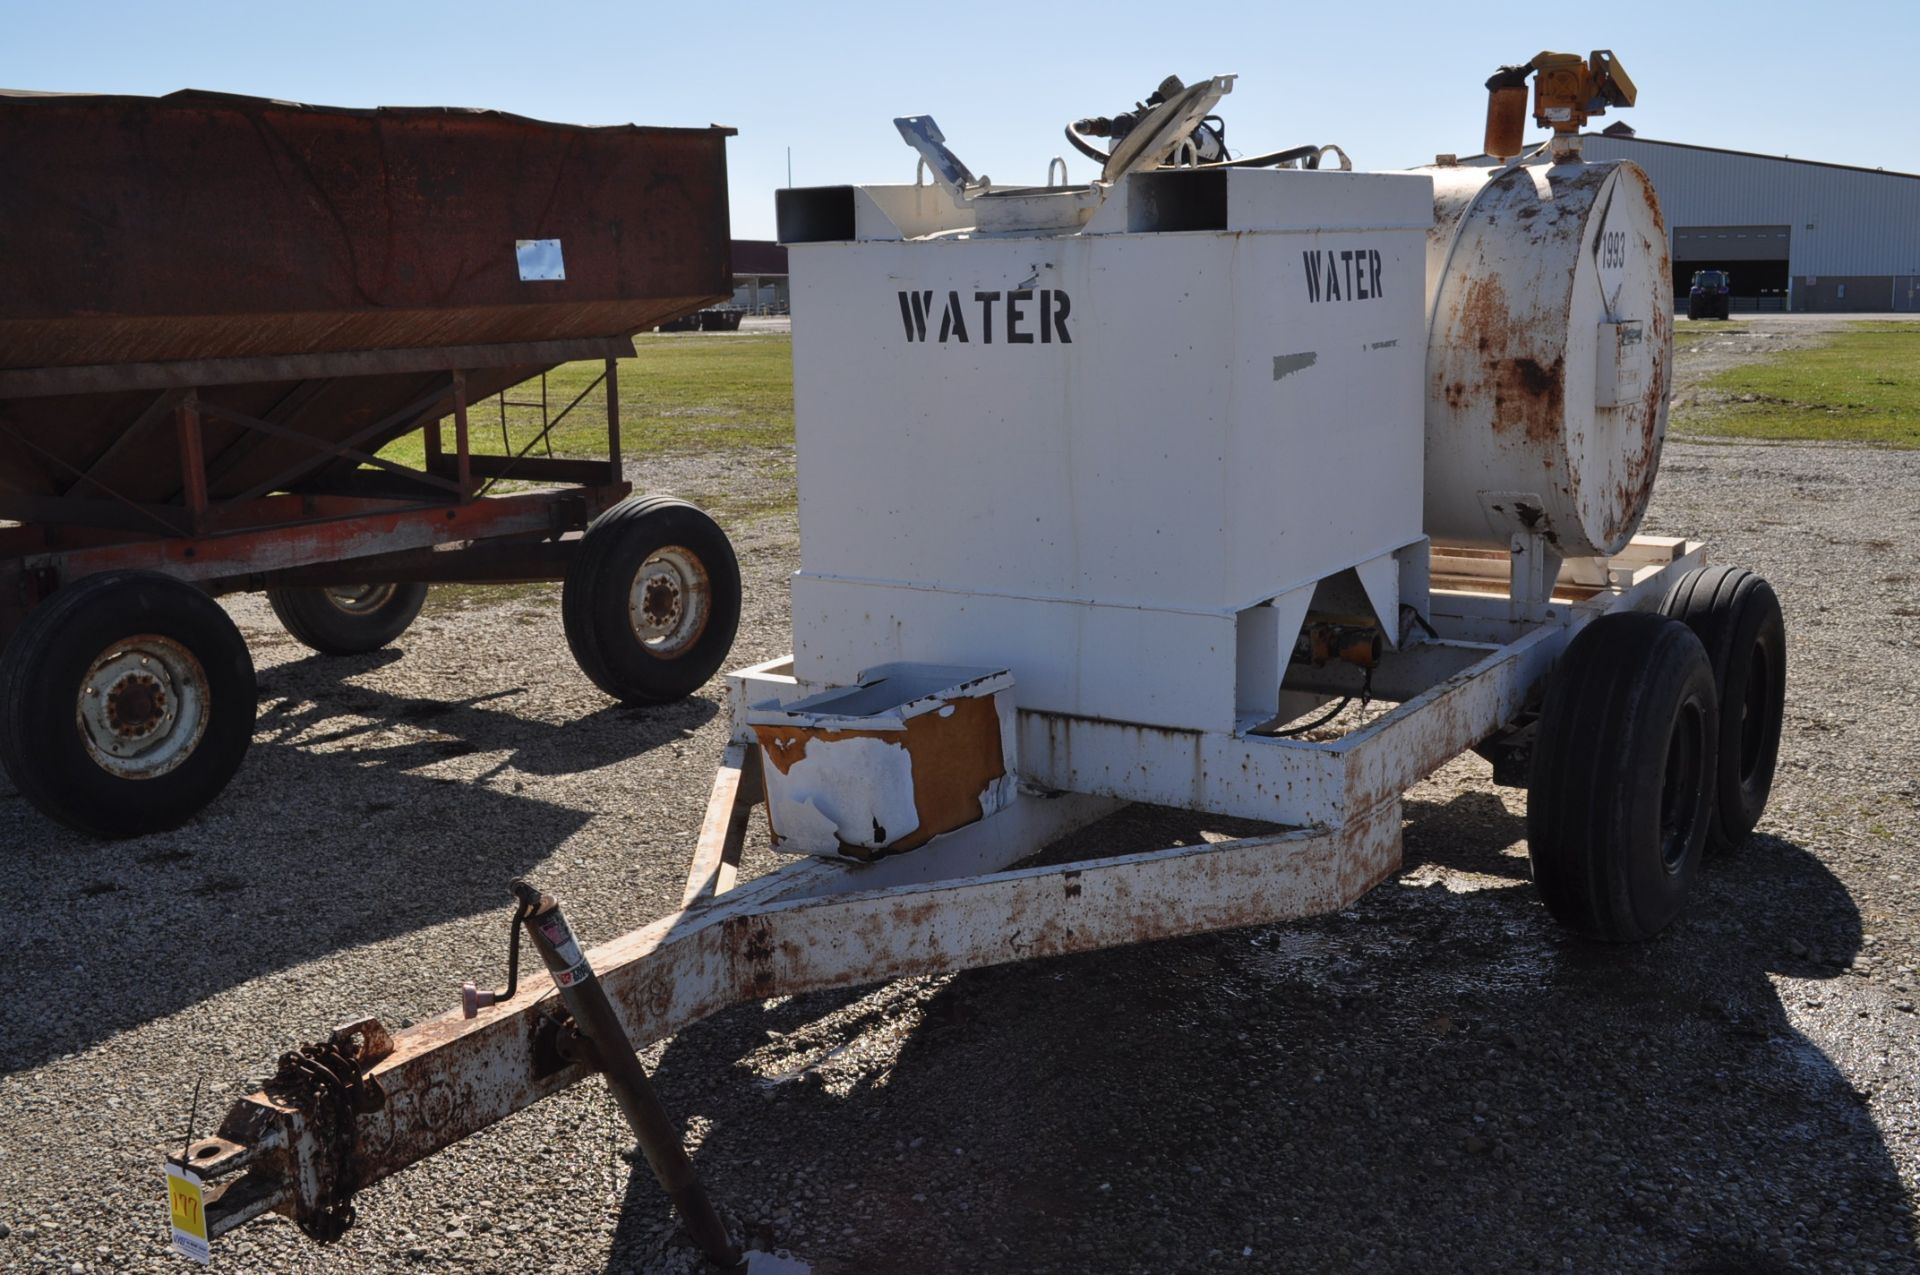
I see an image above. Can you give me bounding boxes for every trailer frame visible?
[0,338,641,633]
[171,533,1705,1249]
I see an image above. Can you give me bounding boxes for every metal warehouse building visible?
[1474,127,1920,312]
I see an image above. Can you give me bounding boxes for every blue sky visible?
[7,1,1915,239]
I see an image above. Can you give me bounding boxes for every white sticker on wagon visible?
[515,238,566,281]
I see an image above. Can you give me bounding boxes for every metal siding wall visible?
[1578,137,1920,278]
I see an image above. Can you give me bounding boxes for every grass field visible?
[382,331,794,469]
[1672,322,1920,448]
[379,330,798,528]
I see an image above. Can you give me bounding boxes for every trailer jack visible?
[509,880,742,1269]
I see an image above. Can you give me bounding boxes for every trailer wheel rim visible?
[322,583,398,615]
[75,635,211,779]
[1657,698,1708,872]
[1738,642,1771,784]
[627,545,711,659]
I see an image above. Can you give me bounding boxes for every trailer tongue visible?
[166,56,1787,1266]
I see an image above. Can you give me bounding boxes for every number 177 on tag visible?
[165,1162,211,1264]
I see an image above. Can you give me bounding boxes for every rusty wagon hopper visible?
[0,89,743,836]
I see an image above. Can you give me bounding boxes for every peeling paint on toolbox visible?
[747,664,1016,859]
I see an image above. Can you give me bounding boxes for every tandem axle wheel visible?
[1524,567,1786,941]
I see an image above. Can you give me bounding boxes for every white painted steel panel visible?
[790,573,1240,732]
[786,167,1432,732]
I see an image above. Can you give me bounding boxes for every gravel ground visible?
[3,343,1919,1272]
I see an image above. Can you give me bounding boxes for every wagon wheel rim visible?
[322,584,398,615]
[627,545,712,659]
[75,635,211,779]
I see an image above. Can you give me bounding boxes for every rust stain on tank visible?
[1459,270,1505,343]
[1455,273,1508,359]
[1633,166,1666,228]
[1491,354,1565,444]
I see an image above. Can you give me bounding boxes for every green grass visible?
[1672,322,1920,448]
[381,332,794,468]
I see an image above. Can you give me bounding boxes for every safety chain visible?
[265,1031,387,1242]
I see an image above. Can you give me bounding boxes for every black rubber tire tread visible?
[1527,611,1720,942]
[1687,299,1701,320]
[0,571,256,838]
[265,582,429,655]
[562,495,742,704]
[1660,565,1787,853]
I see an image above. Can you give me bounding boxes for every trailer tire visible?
[1660,566,1786,853]
[266,582,429,655]
[562,496,741,704]
[1527,611,1719,942]
[0,571,256,838]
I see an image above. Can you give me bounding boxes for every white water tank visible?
[777,166,1434,734]
[1419,157,1672,558]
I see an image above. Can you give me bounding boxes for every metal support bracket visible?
[1507,530,1563,623]
[683,740,766,907]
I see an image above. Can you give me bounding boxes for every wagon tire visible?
[1660,566,1786,853]
[266,582,429,655]
[1527,611,1719,942]
[0,571,255,838]
[562,496,741,704]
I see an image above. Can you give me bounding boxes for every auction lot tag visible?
[165,1161,211,1264]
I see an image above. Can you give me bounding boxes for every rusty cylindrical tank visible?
[1418,157,1672,558]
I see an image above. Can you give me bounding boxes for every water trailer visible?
[162,57,1786,1269]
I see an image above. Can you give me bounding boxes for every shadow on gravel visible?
[612,796,1916,1274]
[0,645,711,1075]
[250,648,719,780]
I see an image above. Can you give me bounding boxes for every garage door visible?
[1674,225,1791,309]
